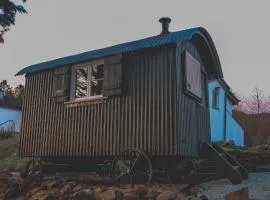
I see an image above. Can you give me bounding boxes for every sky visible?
[0,0,270,97]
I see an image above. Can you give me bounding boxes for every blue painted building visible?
[208,79,244,146]
[0,90,22,132]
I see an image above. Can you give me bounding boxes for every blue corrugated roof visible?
[17,27,199,75]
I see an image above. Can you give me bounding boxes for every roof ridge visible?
[16,27,199,76]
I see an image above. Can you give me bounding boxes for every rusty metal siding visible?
[19,46,178,158]
[176,41,211,157]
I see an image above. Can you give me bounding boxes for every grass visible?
[0,135,29,172]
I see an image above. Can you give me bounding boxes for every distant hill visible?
[233,110,270,146]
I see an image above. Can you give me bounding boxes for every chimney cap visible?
[159,17,171,35]
[159,17,171,24]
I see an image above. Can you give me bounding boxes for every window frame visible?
[212,87,220,109]
[183,51,203,102]
[70,59,105,101]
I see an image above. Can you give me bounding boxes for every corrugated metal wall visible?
[19,46,178,157]
[176,41,211,157]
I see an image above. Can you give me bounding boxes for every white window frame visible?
[185,51,202,99]
[70,59,104,101]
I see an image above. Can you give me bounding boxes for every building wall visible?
[176,41,211,157]
[19,46,179,158]
[226,98,233,114]
[226,112,244,146]
[208,80,226,142]
[0,107,22,132]
[208,80,244,146]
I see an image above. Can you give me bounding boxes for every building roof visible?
[217,79,240,105]
[0,95,22,110]
[16,27,223,78]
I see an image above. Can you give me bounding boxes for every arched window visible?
[212,87,220,109]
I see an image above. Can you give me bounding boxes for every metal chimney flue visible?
[159,17,171,35]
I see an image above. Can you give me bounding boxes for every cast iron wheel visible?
[112,149,152,187]
[23,158,42,178]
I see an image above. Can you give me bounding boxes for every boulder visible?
[175,192,186,200]
[57,183,73,197]
[156,190,178,200]
[144,189,160,199]
[73,184,83,193]
[123,191,138,200]
[225,187,248,200]
[96,189,115,200]
[73,189,95,200]
[135,186,148,198]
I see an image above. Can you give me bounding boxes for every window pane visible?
[185,51,202,98]
[92,64,104,80]
[91,80,103,96]
[75,67,88,98]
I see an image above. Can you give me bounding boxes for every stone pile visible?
[0,172,211,200]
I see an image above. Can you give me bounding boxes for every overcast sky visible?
[1,0,269,96]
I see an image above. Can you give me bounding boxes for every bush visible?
[0,135,29,172]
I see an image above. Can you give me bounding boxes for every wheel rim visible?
[112,149,152,187]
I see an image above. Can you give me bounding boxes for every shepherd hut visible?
[16,18,248,184]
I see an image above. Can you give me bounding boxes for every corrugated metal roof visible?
[16,27,199,75]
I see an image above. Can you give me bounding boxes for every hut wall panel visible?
[20,47,178,157]
[176,41,211,157]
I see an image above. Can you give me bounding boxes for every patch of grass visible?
[0,135,29,172]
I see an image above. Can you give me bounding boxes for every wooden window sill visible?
[64,96,107,107]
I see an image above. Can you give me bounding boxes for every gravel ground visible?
[200,172,270,200]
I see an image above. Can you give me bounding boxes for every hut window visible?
[184,51,202,99]
[75,67,88,98]
[72,59,104,99]
[212,87,220,109]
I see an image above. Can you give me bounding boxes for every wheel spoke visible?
[119,154,131,169]
[130,152,142,170]
[116,172,130,180]
[113,149,152,187]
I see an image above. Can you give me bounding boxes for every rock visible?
[57,183,73,197]
[123,192,139,200]
[196,194,209,200]
[175,192,186,200]
[156,190,178,200]
[95,185,109,194]
[97,188,122,200]
[135,186,148,198]
[73,184,83,193]
[27,187,42,198]
[189,197,202,200]
[225,187,248,200]
[144,189,160,199]
[74,189,95,200]
[45,180,59,190]
[28,190,50,200]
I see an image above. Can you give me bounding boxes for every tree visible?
[237,87,270,145]
[0,79,13,96]
[244,87,270,114]
[0,80,24,98]
[14,83,24,98]
[0,0,27,44]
